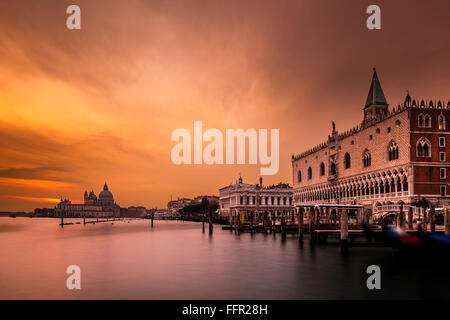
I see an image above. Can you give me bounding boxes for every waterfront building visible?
[55,183,120,218]
[291,69,450,212]
[167,195,219,214]
[193,195,219,204]
[167,198,195,214]
[219,176,293,220]
[120,206,148,218]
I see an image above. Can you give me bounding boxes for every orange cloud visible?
[1,195,60,204]
[0,0,449,211]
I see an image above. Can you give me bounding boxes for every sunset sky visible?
[0,0,449,211]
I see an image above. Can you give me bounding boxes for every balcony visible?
[328,174,337,181]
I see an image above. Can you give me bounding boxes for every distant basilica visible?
[56,183,120,218]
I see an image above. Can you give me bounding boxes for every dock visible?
[221,204,450,253]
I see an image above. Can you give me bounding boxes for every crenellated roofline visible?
[291,97,450,162]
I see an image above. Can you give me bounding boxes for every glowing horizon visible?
[0,0,449,211]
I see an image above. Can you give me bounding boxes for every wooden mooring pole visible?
[445,209,450,235]
[208,209,213,235]
[202,211,205,233]
[397,204,404,228]
[340,209,348,254]
[298,208,304,241]
[60,212,64,227]
[408,207,413,230]
[430,205,436,233]
[309,208,316,244]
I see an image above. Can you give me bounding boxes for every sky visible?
[0,0,449,211]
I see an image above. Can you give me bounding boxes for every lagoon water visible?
[0,217,449,299]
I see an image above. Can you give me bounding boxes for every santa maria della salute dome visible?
[56,182,120,218]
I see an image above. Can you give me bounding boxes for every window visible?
[240,196,243,205]
[440,137,445,147]
[395,120,401,127]
[369,134,373,140]
[376,128,380,134]
[320,162,325,176]
[388,141,399,161]
[418,114,424,127]
[425,114,431,127]
[297,170,302,182]
[439,113,446,130]
[416,137,431,157]
[440,168,446,179]
[344,153,351,169]
[440,152,446,162]
[419,114,431,128]
[308,167,312,179]
[387,127,391,133]
[330,162,336,175]
[441,185,446,197]
[362,149,371,168]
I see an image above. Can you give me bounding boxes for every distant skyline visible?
[1,0,449,211]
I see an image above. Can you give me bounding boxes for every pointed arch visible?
[388,140,399,161]
[418,113,424,127]
[439,113,446,130]
[416,137,431,157]
[344,152,351,169]
[330,162,336,175]
[362,149,371,168]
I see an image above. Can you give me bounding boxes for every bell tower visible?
[363,68,388,122]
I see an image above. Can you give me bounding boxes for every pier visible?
[222,204,450,253]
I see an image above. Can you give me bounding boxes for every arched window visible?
[395,120,401,127]
[403,177,408,192]
[439,113,446,130]
[330,162,336,175]
[416,137,431,157]
[297,170,302,182]
[418,114,424,127]
[320,162,325,176]
[344,153,351,169]
[388,141,399,161]
[397,178,402,192]
[424,114,431,127]
[308,167,312,179]
[362,149,371,168]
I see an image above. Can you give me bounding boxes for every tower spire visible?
[363,68,388,122]
[365,67,387,108]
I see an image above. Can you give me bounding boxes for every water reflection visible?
[0,217,449,299]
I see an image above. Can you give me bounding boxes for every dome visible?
[99,183,113,201]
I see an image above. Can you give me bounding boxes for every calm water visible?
[0,217,449,299]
